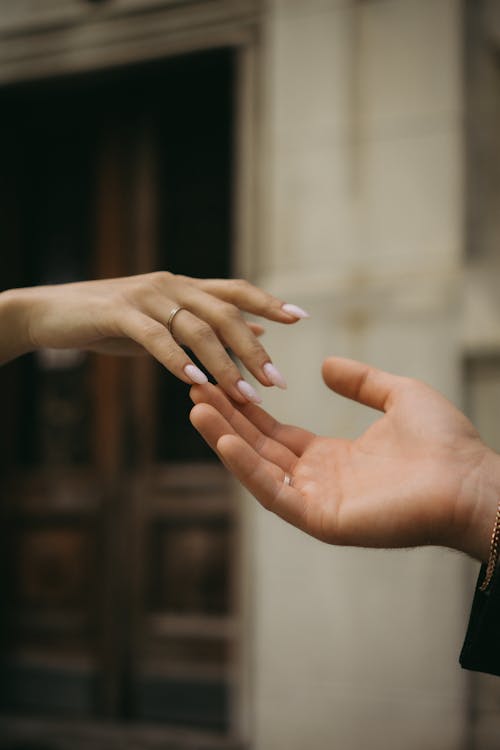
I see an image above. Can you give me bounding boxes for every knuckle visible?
[234,277,249,287]
[142,330,181,367]
[159,347,179,367]
[150,270,174,288]
[142,321,167,344]
[190,321,216,345]
[231,278,251,292]
[217,359,240,382]
[244,340,268,362]
[216,301,241,325]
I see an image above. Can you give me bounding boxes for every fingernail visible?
[282,303,310,319]
[237,379,262,404]
[184,364,208,384]
[263,362,287,389]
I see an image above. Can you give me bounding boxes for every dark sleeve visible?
[460,564,500,676]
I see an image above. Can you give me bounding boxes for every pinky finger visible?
[217,321,265,350]
[217,434,305,529]
[247,322,265,337]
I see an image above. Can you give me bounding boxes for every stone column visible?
[243,1,469,748]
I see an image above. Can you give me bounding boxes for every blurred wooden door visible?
[0,49,242,749]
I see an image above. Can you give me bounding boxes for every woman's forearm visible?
[0,274,305,402]
[0,288,34,365]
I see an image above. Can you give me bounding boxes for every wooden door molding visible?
[0,714,246,750]
[0,0,260,86]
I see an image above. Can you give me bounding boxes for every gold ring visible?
[166,306,185,337]
[283,473,293,487]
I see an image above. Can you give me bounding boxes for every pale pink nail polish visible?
[184,364,208,384]
[282,303,310,319]
[237,379,262,404]
[263,362,287,389]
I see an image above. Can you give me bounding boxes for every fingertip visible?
[321,356,356,385]
[189,401,203,423]
[189,401,220,431]
[262,362,287,389]
[247,322,266,337]
[216,433,240,459]
[189,383,213,405]
[251,365,279,389]
[235,379,262,404]
[321,356,337,381]
[189,385,202,403]
[321,357,396,411]
[189,402,207,430]
[216,434,234,471]
[215,372,254,405]
[184,363,208,385]
[281,303,310,320]
[274,309,303,325]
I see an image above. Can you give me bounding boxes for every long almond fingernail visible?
[184,364,208,384]
[263,362,287,389]
[236,379,262,404]
[282,303,310,319]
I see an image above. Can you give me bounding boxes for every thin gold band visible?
[166,306,185,337]
[480,501,500,592]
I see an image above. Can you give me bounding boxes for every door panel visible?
[0,48,239,747]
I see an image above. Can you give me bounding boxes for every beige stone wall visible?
[242,0,472,747]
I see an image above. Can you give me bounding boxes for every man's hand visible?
[190,357,500,560]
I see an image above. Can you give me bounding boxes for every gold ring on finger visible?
[166,306,186,338]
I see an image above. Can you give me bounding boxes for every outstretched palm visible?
[190,357,492,558]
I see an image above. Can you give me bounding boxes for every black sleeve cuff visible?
[460,563,500,677]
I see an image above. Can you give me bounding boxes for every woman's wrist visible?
[0,287,36,364]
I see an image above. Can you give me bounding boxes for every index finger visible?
[186,277,310,323]
[190,386,299,466]
[190,383,315,455]
[190,402,297,472]
[216,434,308,531]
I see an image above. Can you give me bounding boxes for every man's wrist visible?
[459,448,500,563]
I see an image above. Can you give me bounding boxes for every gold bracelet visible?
[479,501,500,592]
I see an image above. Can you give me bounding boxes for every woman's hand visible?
[190,356,500,559]
[0,272,308,403]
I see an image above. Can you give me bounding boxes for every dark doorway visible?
[0,49,240,747]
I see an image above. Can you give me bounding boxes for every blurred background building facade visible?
[0,0,500,748]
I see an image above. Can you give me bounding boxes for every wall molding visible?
[0,0,260,85]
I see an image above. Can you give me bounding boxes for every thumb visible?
[321,357,403,412]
